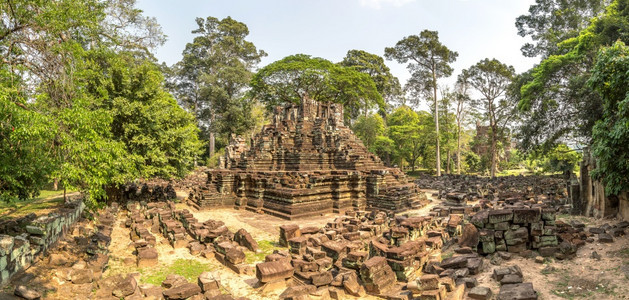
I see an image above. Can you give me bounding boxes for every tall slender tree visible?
[340,50,402,115]
[385,30,458,176]
[462,59,515,178]
[174,16,266,157]
[454,72,473,174]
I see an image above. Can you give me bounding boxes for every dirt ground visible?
[103,210,285,300]
[182,189,441,243]
[475,217,629,300]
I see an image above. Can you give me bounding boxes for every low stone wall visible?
[0,200,85,285]
[470,207,560,255]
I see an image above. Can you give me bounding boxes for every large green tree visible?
[387,106,434,171]
[516,0,627,152]
[462,58,515,178]
[340,50,402,112]
[173,16,266,157]
[385,30,458,176]
[250,54,383,121]
[588,41,629,195]
[516,0,609,58]
[0,0,201,203]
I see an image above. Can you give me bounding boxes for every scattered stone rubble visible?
[0,200,85,286]
[190,97,428,219]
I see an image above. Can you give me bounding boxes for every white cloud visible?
[359,0,416,9]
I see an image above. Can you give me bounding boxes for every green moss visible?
[140,259,214,286]
[245,240,284,265]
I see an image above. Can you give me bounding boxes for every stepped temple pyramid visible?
[190,97,428,219]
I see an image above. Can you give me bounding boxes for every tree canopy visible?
[250,54,383,120]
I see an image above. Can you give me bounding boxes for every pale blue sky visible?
[137,0,539,89]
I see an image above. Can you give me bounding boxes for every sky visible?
[136,0,540,92]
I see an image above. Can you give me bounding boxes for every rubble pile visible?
[253,210,475,299]
[190,97,428,219]
[0,200,86,285]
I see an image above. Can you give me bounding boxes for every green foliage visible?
[84,51,203,179]
[340,50,402,110]
[541,144,582,174]
[516,0,609,57]
[352,114,386,149]
[517,0,629,151]
[589,41,629,195]
[0,71,57,200]
[0,0,201,204]
[385,30,458,107]
[462,58,516,177]
[387,107,435,171]
[140,259,212,286]
[251,54,383,121]
[173,16,266,156]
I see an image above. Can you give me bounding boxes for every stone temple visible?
[189,97,427,219]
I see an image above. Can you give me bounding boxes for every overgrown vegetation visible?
[140,259,213,286]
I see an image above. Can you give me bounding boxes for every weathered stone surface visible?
[311,271,333,286]
[162,283,201,300]
[113,275,138,297]
[359,256,396,294]
[256,261,294,283]
[198,272,220,292]
[14,285,41,300]
[459,224,479,248]
[440,256,467,269]
[161,274,188,289]
[497,283,538,300]
[137,247,158,267]
[234,228,259,252]
[468,286,493,300]
[225,247,246,264]
[279,285,316,300]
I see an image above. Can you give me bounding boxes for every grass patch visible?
[441,250,454,260]
[0,189,75,220]
[245,240,284,265]
[496,168,530,177]
[551,274,617,299]
[140,259,214,286]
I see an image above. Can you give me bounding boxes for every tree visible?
[387,106,434,171]
[516,0,628,153]
[174,16,266,157]
[353,114,386,149]
[385,30,458,176]
[588,40,629,195]
[250,54,383,121]
[540,144,582,175]
[515,0,609,58]
[0,68,57,201]
[0,0,201,204]
[454,72,473,174]
[462,59,515,178]
[83,50,203,179]
[340,50,402,112]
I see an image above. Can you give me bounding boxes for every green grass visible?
[0,189,76,220]
[245,240,284,265]
[140,259,215,286]
[440,250,454,260]
[496,168,531,177]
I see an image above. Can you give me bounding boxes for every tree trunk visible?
[53,178,59,191]
[209,132,215,158]
[490,127,497,178]
[63,186,67,203]
[433,68,441,177]
[457,124,461,175]
[209,111,216,158]
[446,149,451,174]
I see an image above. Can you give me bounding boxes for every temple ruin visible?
[190,97,427,219]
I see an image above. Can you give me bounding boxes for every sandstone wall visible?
[0,201,85,286]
